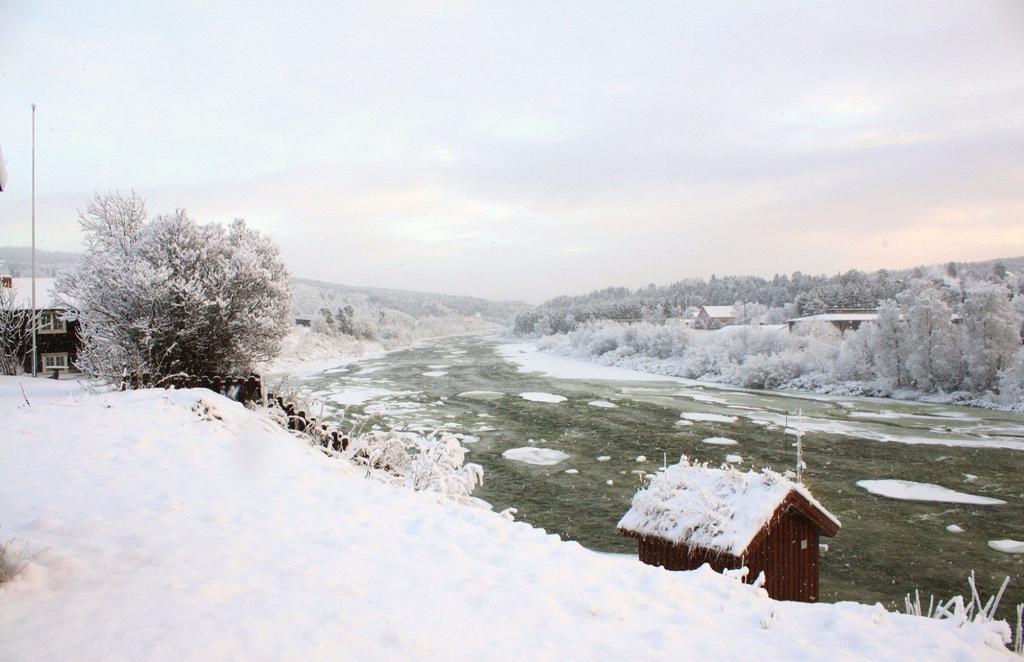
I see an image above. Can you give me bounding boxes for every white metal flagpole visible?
[31,103,37,377]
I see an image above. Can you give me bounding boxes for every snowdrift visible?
[0,377,1013,660]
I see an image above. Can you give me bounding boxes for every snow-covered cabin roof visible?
[3,277,62,310]
[618,457,840,556]
[787,312,878,323]
[700,305,735,319]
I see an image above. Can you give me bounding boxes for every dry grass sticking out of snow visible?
[0,376,1017,661]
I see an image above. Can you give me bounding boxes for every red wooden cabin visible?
[618,458,839,602]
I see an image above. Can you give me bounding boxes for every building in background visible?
[695,305,736,329]
[1,276,80,375]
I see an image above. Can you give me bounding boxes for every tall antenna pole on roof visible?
[795,408,804,484]
[30,103,37,378]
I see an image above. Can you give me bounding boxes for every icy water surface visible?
[289,335,1024,615]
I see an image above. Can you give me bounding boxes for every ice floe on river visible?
[702,437,739,446]
[681,412,739,423]
[519,392,568,403]
[457,390,505,400]
[329,386,418,406]
[587,399,617,408]
[987,539,1024,553]
[502,446,570,465]
[855,480,1006,505]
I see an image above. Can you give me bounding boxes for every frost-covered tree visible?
[57,192,291,381]
[872,300,909,388]
[835,322,878,382]
[0,285,31,375]
[960,281,1020,392]
[902,286,962,392]
[732,301,767,325]
[998,348,1024,408]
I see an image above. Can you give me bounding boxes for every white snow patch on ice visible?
[596,455,611,462]
[457,391,505,400]
[946,524,965,534]
[330,386,416,406]
[519,392,567,403]
[497,342,681,382]
[725,454,743,463]
[422,370,448,377]
[587,400,617,408]
[702,437,739,446]
[681,412,738,423]
[502,447,570,465]
[856,480,1006,505]
[988,539,1024,554]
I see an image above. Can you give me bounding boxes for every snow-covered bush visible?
[902,572,1021,654]
[56,192,292,381]
[405,434,484,498]
[347,430,484,500]
[0,286,30,375]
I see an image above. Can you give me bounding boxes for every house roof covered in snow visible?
[787,312,878,323]
[618,457,839,556]
[699,305,735,319]
[3,277,62,310]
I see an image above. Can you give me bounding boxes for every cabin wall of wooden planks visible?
[635,506,821,602]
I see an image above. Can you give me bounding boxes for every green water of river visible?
[288,335,1024,617]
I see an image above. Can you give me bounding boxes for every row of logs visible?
[266,392,350,453]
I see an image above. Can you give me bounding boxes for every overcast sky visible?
[1,1,1022,302]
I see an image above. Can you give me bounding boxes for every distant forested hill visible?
[514,256,1024,335]
[291,278,528,325]
[0,246,82,277]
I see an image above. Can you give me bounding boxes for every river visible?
[286,334,1024,615]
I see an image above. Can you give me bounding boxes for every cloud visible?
[0,1,1021,302]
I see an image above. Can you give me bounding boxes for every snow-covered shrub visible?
[405,434,484,497]
[0,286,30,375]
[347,430,484,499]
[348,430,419,475]
[0,536,28,584]
[903,572,1016,652]
[56,192,292,382]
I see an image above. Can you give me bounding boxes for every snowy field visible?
[0,376,1016,660]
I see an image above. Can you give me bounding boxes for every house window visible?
[37,311,67,334]
[42,352,69,370]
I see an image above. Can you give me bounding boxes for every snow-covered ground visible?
[0,376,1017,660]
[262,327,386,375]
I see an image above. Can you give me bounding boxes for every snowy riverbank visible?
[515,327,1024,412]
[0,376,1017,660]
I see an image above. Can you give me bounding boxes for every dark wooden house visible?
[2,276,82,375]
[695,305,735,329]
[618,459,839,602]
